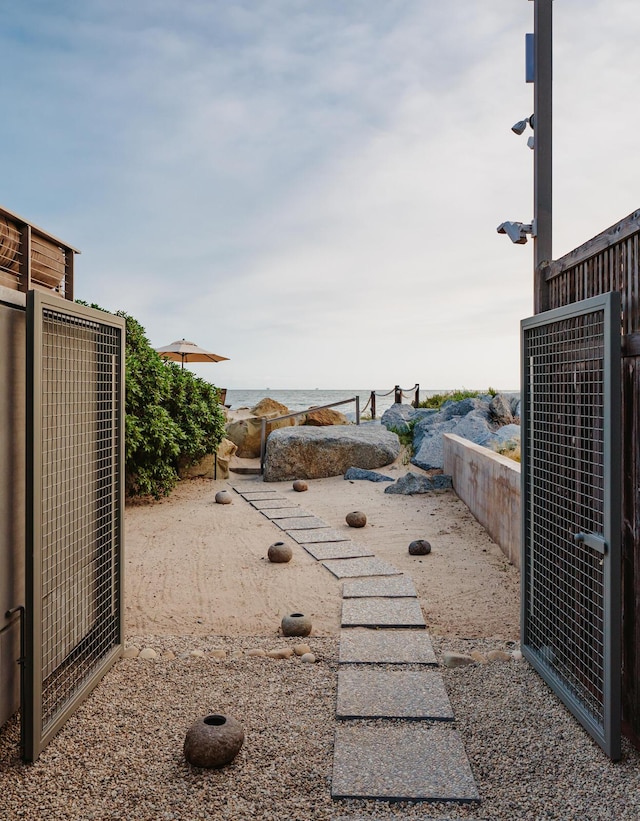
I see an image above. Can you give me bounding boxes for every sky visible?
[2,0,640,390]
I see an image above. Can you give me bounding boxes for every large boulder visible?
[178,437,238,480]
[263,426,401,481]
[251,398,290,417]
[226,415,297,458]
[303,408,350,426]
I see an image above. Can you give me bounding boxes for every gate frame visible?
[24,291,125,761]
[521,291,622,760]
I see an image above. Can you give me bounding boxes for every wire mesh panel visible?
[521,292,621,759]
[25,292,125,761]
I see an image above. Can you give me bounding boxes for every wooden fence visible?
[536,208,640,746]
[0,205,78,300]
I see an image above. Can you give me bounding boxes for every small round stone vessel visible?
[281,612,312,637]
[292,479,308,492]
[268,541,293,563]
[215,490,232,505]
[346,511,367,528]
[184,713,244,768]
[408,539,432,555]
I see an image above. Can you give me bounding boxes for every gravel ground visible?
[1,634,639,821]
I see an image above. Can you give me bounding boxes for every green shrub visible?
[417,387,497,410]
[78,303,226,499]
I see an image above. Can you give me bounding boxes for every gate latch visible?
[573,532,608,555]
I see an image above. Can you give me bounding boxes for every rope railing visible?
[368,384,420,419]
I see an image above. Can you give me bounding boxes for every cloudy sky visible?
[2,1,639,390]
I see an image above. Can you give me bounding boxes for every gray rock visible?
[430,474,453,490]
[380,403,413,434]
[264,426,400,481]
[488,424,521,448]
[412,413,494,470]
[438,397,488,422]
[384,473,434,495]
[489,394,515,427]
[344,467,394,483]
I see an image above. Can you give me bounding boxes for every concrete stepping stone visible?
[322,557,402,579]
[288,528,350,544]
[301,542,374,561]
[278,517,329,530]
[239,491,284,501]
[258,507,312,519]
[331,723,480,803]
[342,575,417,598]
[339,628,437,665]
[250,499,301,510]
[341,597,425,628]
[336,667,453,720]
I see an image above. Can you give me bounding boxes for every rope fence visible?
[362,384,420,419]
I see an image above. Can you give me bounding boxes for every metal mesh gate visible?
[25,292,125,761]
[521,292,621,759]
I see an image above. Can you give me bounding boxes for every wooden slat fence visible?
[0,205,78,300]
[536,207,640,747]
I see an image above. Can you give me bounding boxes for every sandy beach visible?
[3,455,640,821]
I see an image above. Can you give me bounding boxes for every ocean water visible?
[225,388,429,418]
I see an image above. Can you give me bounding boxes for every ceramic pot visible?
[268,541,293,563]
[408,539,432,555]
[346,511,367,528]
[292,480,308,492]
[215,490,232,505]
[281,612,312,637]
[184,713,244,768]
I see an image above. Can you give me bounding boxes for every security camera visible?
[497,221,533,245]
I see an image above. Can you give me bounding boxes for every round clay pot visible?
[281,613,312,637]
[408,539,432,555]
[346,511,367,528]
[268,541,293,563]
[215,490,232,505]
[184,713,244,768]
[292,479,308,492]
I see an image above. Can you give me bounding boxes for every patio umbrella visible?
[155,339,230,369]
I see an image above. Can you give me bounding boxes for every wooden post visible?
[394,385,402,404]
[414,384,420,407]
[370,392,376,420]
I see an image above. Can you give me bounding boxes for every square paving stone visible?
[336,667,452,719]
[342,575,417,598]
[301,542,374,561]
[250,499,301,510]
[259,508,313,519]
[288,528,350,544]
[322,557,402,579]
[339,629,437,665]
[277,517,329,530]
[239,491,284,501]
[341,597,425,628]
[331,723,480,803]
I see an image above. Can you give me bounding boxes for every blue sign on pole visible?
[526,33,535,83]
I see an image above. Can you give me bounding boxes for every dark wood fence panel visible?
[537,208,640,747]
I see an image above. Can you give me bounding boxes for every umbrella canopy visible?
[155,339,229,368]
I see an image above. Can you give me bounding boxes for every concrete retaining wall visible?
[443,433,521,569]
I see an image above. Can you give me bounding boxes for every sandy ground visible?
[125,458,520,641]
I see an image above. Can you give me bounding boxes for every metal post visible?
[356,395,360,425]
[532,0,553,311]
[370,391,376,420]
[259,417,267,474]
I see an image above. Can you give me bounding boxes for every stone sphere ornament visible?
[408,539,432,556]
[281,612,312,637]
[292,479,308,492]
[184,713,244,769]
[267,541,293,563]
[215,490,233,505]
[346,511,367,528]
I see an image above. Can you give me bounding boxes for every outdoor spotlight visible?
[497,221,534,245]
[511,114,535,135]
[511,119,528,135]
[527,136,535,150]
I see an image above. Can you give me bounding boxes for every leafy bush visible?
[78,302,226,499]
[417,387,497,410]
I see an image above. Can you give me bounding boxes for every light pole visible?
[532,0,553,312]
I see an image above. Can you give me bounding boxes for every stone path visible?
[230,481,480,808]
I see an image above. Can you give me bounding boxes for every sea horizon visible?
[225,387,520,416]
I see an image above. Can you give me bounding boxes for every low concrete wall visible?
[443,433,520,569]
